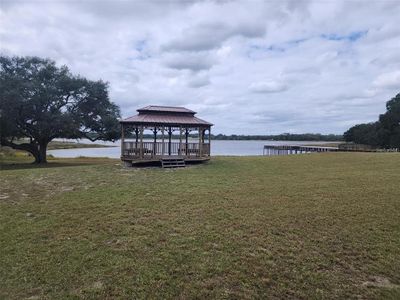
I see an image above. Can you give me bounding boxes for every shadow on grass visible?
[0,157,117,171]
[0,162,95,171]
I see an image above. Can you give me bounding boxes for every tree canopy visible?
[0,56,121,163]
[209,133,343,141]
[344,93,400,149]
[378,93,400,148]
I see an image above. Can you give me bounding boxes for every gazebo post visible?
[153,127,157,157]
[185,128,189,156]
[179,126,182,156]
[120,123,124,157]
[135,127,139,156]
[161,127,165,156]
[198,127,202,157]
[208,127,211,156]
[168,127,172,156]
[139,126,144,159]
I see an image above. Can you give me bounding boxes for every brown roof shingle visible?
[120,105,213,126]
[137,105,195,114]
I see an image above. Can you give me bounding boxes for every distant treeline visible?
[344,93,400,149]
[211,133,343,141]
[128,133,343,141]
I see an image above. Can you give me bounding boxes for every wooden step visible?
[161,158,186,168]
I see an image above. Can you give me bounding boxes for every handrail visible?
[122,141,210,158]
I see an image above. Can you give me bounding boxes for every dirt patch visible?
[92,281,103,290]
[362,276,399,289]
[60,186,74,192]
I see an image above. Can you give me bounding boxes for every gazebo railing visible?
[122,141,210,158]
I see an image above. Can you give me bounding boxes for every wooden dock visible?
[263,145,338,156]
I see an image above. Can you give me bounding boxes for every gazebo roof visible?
[120,105,213,126]
[137,105,196,114]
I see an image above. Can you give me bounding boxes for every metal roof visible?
[121,105,213,126]
[137,105,195,114]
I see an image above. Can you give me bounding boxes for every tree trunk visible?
[34,141,48,164]
[1,138,50,164]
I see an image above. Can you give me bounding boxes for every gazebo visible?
[120,106,213,167]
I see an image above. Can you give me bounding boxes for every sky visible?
[1,0,400,135]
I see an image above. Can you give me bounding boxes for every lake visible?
[48,140,334,158]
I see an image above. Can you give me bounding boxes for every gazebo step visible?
[161,158,186,168]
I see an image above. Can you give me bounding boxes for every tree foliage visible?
[343,122,381,146]
[209,133,343,141]
[378,93,400,148]
[344,93,400,149]
[0,56,121,163]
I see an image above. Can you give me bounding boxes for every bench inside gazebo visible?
[120,106,213,167]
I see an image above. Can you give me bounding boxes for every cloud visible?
[187,73,210,88]
[164,21,266,52]
[372,71,400,89]
[1,0,399,134]
[164,52,216,71]
[249,81,288,93]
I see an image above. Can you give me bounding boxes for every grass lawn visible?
[1,153,399,299]
[47,141,116,150]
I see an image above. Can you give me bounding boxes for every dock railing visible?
[263,144,399,156]
[263,145,338,156]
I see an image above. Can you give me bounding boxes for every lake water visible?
[48,140,333,158]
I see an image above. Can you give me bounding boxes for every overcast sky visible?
[1,0,399,134]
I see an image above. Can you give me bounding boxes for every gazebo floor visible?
[121,156,210,167]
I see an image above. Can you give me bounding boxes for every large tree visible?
[0,56,121,163]
[344,93,400,149]
[343,122,382,147]
[379,93,400,148]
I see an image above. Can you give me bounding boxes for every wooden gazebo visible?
[120,106,213,167]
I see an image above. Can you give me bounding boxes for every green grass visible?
[1,153,400,299]
[0,140,113,154]
[0,141,113,165]
[47,141,115,150]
